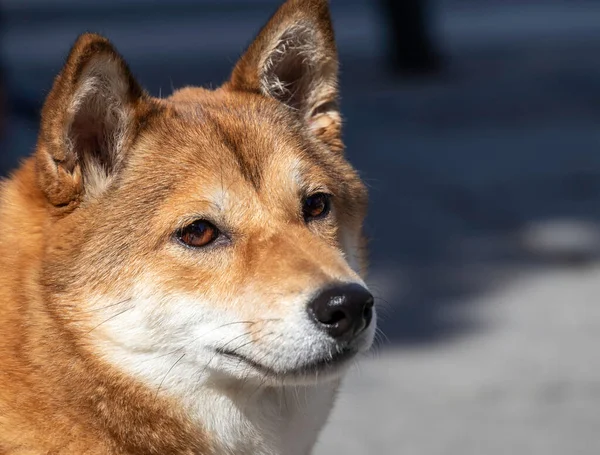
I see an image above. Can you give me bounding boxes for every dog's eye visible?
[303,193,331,221]
[177,220,219,248]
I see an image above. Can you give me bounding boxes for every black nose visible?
[308,283,374,341]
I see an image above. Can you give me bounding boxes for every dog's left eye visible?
[176,220,220,248]
[303,193,331,221]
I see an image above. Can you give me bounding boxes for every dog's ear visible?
[36,33,150,210]
[228,0,342,152]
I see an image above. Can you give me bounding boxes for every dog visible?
[0,0,375,453]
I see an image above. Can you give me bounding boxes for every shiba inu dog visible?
[0,0,375,453]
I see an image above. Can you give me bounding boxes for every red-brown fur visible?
[0,1,370,453]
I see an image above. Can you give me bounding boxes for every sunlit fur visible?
[0,1,374,453]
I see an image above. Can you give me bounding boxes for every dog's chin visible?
[216,346,360,386]
[216,328,375,386]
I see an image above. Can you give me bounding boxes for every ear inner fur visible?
[227,0,343,153]
[36,33,149,210]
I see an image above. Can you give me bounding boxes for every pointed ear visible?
[228,0,342,152]
[36,33,150,210]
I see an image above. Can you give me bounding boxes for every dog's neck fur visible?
[105,339,339,454]
[0,161,337,454]
[174,373,338,454]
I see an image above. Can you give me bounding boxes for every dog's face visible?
[35,0,374,387]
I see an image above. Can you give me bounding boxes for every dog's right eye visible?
[176,220,220,248]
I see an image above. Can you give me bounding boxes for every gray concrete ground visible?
[319,265,600,454]
[2,1,600,453]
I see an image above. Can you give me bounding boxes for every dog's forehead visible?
[135,92,330,196]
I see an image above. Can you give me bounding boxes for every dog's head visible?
[35,0,374,387]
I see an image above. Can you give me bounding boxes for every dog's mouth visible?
[216,346,358,380]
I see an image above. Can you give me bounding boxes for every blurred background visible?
[2,0,600,453]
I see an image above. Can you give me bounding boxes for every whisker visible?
[375,326,389,344]
[225,332,269,355]
[82,298,132,313]
[231,331,278,398]
[374,295,392,307]
[154,352,186,402]
[85,306,134,334]
[238,333,285,407]
[196,327,268,378]
[140,319,281,362]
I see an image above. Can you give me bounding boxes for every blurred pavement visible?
[2,1,600,453]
